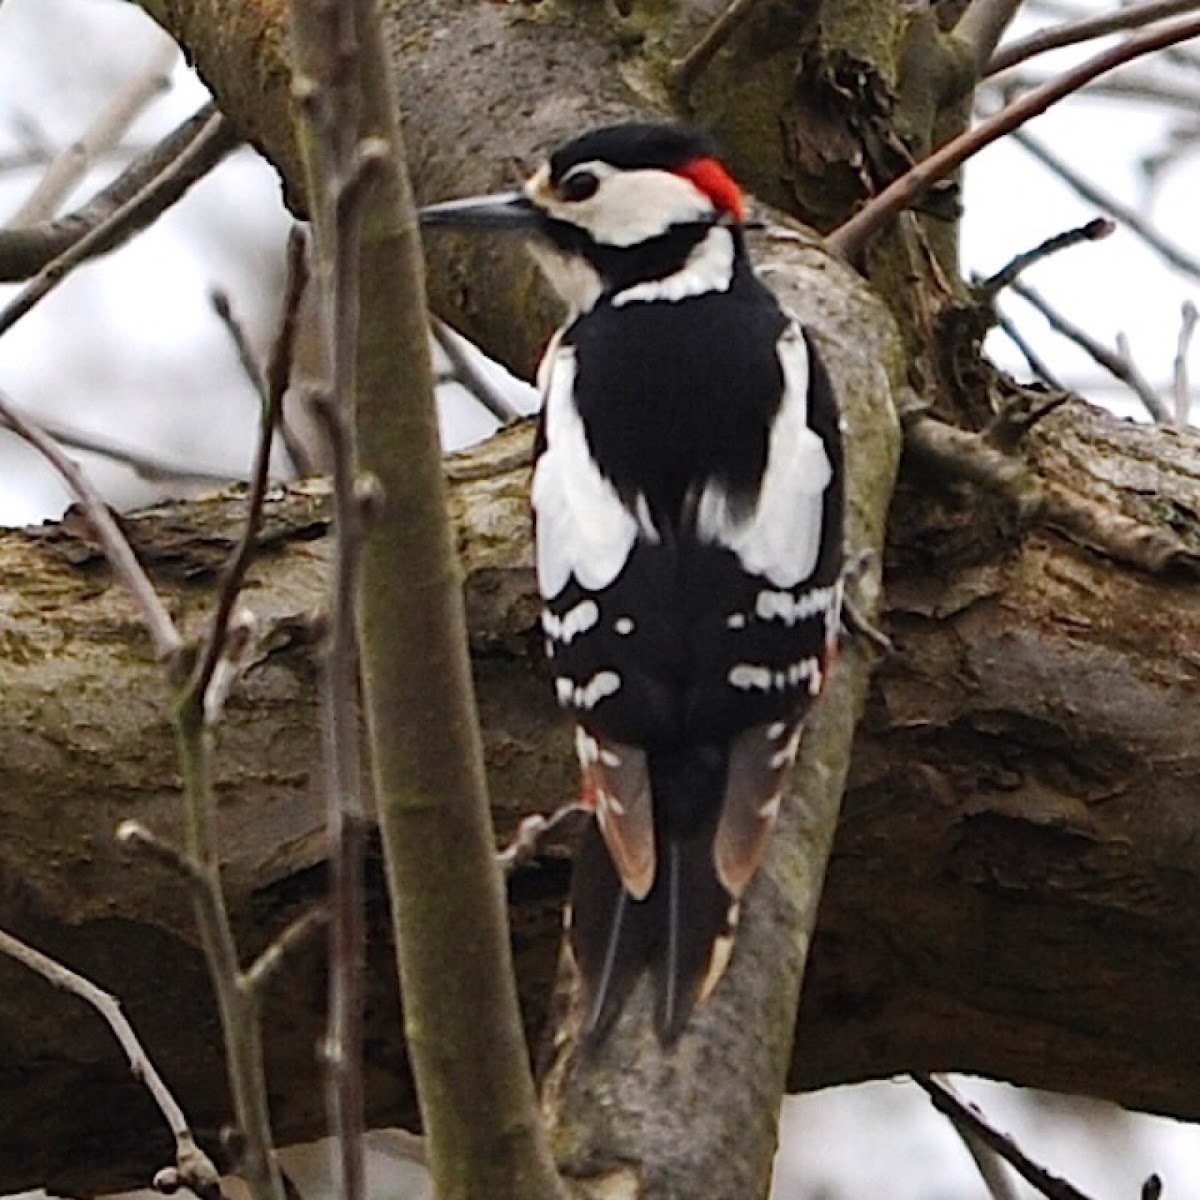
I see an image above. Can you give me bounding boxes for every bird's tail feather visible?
[569,747,736,1045]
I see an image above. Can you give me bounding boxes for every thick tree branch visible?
[954,0,1028,74]
[2,397,1200,1193]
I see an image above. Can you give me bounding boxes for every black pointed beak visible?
[419,190,540,231]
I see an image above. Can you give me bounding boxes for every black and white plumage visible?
[422,123,844,1045]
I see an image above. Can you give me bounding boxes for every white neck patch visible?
[611,226,735,308]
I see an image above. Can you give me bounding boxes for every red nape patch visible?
[675,156,745,222]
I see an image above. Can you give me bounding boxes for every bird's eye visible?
[560,170,599,203]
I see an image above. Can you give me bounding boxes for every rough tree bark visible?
[2,0,1199,1194]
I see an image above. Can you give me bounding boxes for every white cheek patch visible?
[694,324,831,588]
[537,162,715,247]
[533,343,640,599]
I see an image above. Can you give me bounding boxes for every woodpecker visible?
[422,123,844,1045]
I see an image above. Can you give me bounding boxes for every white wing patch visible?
[532,341,642,598]
[694,324,831,587]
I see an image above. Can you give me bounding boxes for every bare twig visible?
[497,804,585,876]
[902,404,1195,571]
[1174,300,1197,424]
[948,1118,1024,1200]
[433,319,523,424]
[0,927,225,1200]
[828,11,1200,259]
[170,695,286,1200]
[211,289,270,406]
[0,109,237,338]
[288,13,383,1200]
[1116,333,1164,419]
[115,819,219,898]
[0,103,240,284]
[988,0,1200,75]
[671,0,767,101]
[0,400,238,484]
[244,907,330,994]
[996,305,1065,387]
[992,69,1200,110]
[977,216,1114,299]
[264,228,315,477]
[901,401,1039,507]
[1011,129,1200,284]
[914,1074,1098,1200]
[1009,280,1173,422]
[955,0,1028,73]
[0,390,181,659]
[189,306,290,711]
[11,38,178,223]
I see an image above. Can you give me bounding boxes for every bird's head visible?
[421,123,746,313]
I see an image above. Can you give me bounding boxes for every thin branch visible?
[0,102,240,284]
[947,1119,1024,1200]
[991,68,1200,109]
[0,927,225,1200]
[995,305,1066,387]
[11,38,178,223]
[115,820,214,895]
[293,0,569,1192]
[828,11,1200,259]
[211,289,270,407]
[988,0,1200,75]
[0,389,181,659]
[0,401,238,484]
[497,804,585,876]
[0,110,237,341]
[1174,300,1197,424]
[977,215,1113,299]
[288,14,381,1200]
[902,404,1195,571]
[1011,129,1200,284]
[264,228,315,477]
[1116,333,1163,419]
[671,0,767,102]
[433,318,522,424]
[189,300,290,710]
[1009,279,1173,422]
[170,695,286,1200]
[914,1074,1098,1200]
[244,907,330,994]
[955,0,1028,74]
